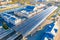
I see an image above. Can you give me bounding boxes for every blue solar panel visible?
[25,6,34,12]
[2,14,6,16]
[27,22,55,40]
[13,6,58,36]
[0,22,2,26]
[6,15,10,18]
[54,29,58,33]
[10,17,16,21]
[0,29,15,40]
[7,33,23,40]
[41,33,54,40]
[1,13,11,18]
[44,22,55,32]
[20,6,35,12]
[26,6,35,10]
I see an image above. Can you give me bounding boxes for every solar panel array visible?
[1,13,22,26]
[0,6,58,40]
[13,6,58,37]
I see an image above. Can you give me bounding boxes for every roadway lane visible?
[13,6,58,37]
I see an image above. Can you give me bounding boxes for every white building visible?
[1,13,22,26]
[9,17,22,26]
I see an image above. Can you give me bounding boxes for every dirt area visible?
[54,27,60,40]
[54,16,60,40]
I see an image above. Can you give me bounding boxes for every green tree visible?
[3,22,9,30]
